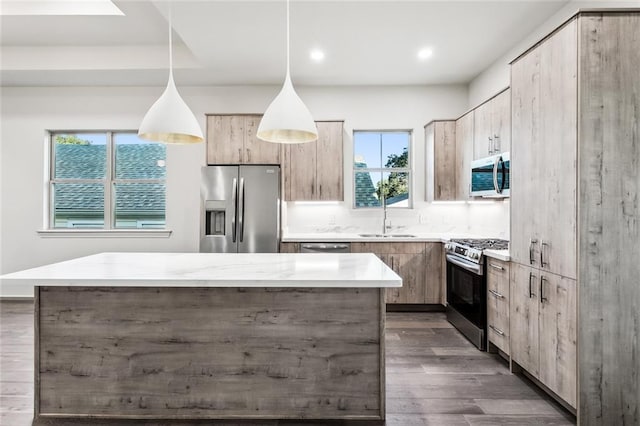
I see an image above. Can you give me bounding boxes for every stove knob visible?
[445,243,451,250]
[472,252,480,259]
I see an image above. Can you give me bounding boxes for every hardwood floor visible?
[0,301,575,425]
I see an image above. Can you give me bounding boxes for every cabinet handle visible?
[528,272,536,298]
[246,148,251,162]
[488,289,504,299]
[493,134,500,153]
[529,239,538,265]
[319,184,322,197]
[488,136,493,155]
[489,324,505,336]
[238,148,242,161]
[540,241,549,268]
[489,263,504,271]
[540,276,548,303]
[391,256,395,271]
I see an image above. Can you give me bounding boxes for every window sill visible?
[37,229,172,238]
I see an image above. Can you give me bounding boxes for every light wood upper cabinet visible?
[315,122,344,201]
[455,111,474,199]
[350,242,441,304]
[425,121,457,201]
[284,141,316,200]
[511,20,577,280]
[242,115,281,164]
[206,114,280,165]
[283,121,344,201]
[510,44,543,269]
[473,89,511,159]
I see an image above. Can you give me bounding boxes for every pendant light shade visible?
[257,0,317,144]
[138,8,203,144]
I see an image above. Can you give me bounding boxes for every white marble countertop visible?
[282,232,496,243]
[0,252,402,288]
[483,249,510,262]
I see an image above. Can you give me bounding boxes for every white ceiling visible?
[0,0,570,87]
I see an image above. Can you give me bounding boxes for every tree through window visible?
[353,131,411,208]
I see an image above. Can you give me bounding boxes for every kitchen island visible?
[1,252,400,425]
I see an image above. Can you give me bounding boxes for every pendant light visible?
[257,0,318,144]
[138,5,203,144]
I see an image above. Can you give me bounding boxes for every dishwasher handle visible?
[300,243,351,253]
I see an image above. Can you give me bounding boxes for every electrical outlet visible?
[328,215,336,225]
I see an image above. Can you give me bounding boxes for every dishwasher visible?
[300,242,351,253]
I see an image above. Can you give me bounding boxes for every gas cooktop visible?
[449,238,509,251]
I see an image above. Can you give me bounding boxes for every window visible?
[49,132,166,229]
[353,130,411,208]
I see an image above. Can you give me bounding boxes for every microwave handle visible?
[492,156,500,193]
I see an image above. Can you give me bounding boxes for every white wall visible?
[468,0,640,107]
[1,83,484,297]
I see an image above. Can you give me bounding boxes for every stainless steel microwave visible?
[470,152,510,197]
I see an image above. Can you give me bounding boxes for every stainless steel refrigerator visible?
[200,165,280,253]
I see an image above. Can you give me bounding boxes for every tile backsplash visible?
[284,200,509,238]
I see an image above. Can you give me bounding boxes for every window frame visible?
[47,130,167,231]
[352,129,413,210]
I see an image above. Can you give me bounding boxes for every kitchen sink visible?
[358,233,416,238]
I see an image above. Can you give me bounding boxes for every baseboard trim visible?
[385,304,445,312]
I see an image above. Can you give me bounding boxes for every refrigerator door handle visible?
[238,177,245,242]
[231,178,238,243]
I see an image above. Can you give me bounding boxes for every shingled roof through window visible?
[54,144,165,213]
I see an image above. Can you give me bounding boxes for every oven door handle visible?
[446,254,482,275]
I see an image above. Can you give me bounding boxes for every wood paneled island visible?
[1,252,401,425]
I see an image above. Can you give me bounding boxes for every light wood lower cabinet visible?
[351,242,442,304]
[486,258,510,355]
[510,262,576,408]
[279,242,299,253]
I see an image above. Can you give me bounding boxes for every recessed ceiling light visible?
[417,48,434,61]
[0,0,123,16]
[310,49,325,62]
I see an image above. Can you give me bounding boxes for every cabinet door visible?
[510,263,540,377]
[473,102,493,159]
[315,122,344,201]
[455,112,474,199]
[487,259,510,354]
[538,19,577,280]
[243,115,281,165]
[539,272,577,408]
[510,45,543,267]
[433,121,457,201]
[423,243,442,303]
[283,142,316,201]
[206,115,244,164]
[386,253,426,304]
[279,242,299,253]
[491,89,511,154]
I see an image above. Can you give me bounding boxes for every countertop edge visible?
[483,249,510,262]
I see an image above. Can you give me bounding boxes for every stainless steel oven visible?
[446,254,486,350]
[445,238,509,351]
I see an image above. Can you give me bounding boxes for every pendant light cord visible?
[286,0,290,80]
[168,2,174,82]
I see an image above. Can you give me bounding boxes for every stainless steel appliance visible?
[200,165,280,253]
[470,152,510,197]
[445,238,509,350]
[300,243,351,253]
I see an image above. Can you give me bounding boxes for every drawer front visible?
[487,259,510,354]
[487,296,509,354]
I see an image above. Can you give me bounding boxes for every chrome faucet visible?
[382,196,389,234]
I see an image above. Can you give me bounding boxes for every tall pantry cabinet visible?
[510,12,640,423]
